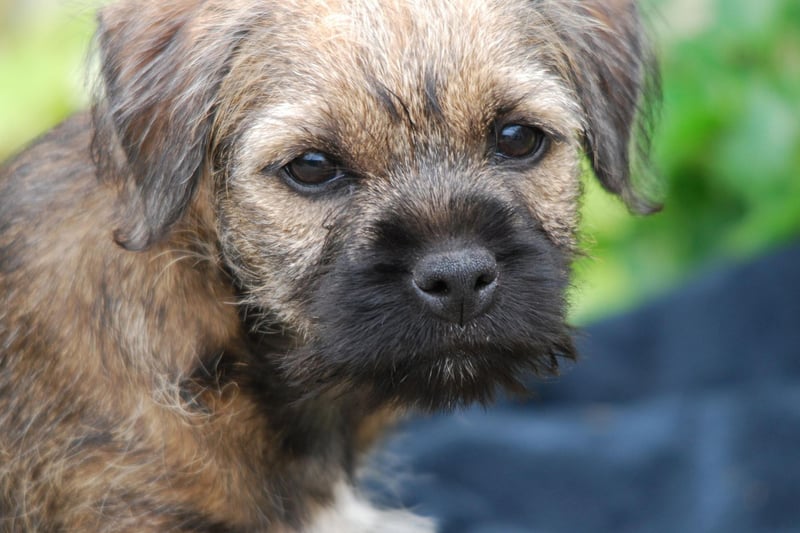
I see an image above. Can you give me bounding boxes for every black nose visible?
[412,247,498,324]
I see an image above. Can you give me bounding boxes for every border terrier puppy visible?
[0,0,658,530]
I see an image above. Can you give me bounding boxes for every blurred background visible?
[1,0,798,323]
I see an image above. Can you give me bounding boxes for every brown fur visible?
[0,0,657,531]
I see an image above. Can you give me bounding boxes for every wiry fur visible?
[0,0,658,530]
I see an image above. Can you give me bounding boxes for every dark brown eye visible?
[495,124,548,160]
[283,152,346,189]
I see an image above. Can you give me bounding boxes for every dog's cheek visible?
[216,183,335,329]
[511,140,583,250]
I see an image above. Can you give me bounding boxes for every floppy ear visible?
[93,1,247,250]
[557,0,661,213]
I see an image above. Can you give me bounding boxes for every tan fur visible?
[0,0,656,530]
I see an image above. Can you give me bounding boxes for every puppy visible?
[0,0,658,531]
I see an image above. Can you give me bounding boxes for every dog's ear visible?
[93,1,246,250]
[556,0,661,213]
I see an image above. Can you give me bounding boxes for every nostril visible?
[415,274,450,295]
[425,279,449,295]
[474,271,497,290]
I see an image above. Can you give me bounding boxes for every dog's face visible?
[95,0,656,410]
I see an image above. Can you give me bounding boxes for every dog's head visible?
[94,0,658,410]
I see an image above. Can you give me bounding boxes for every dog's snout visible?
[412,247,498,324]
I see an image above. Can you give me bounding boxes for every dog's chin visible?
[372,343,574,412]
[284,331,574,412]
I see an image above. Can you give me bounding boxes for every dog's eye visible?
[283,152,346,190]
[494,124,548,161]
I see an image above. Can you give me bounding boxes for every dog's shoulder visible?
[0,112,106,253]
[1,112,94,191]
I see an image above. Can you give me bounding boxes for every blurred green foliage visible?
[0,4,94,159]
[0,0,798,323]
[573,0,800,322]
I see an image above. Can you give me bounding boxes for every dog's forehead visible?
[262,0,577,115]
[233,0,581,169]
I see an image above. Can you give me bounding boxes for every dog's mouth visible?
[284,302,575,411]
